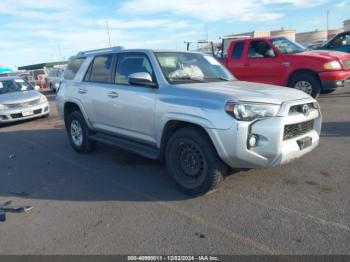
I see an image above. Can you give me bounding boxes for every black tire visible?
[289,73,320,98]
[65,111,96,154]
[165,127,226,196]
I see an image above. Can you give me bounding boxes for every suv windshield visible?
[155,52,235,84]
[0,79,34,95]
[270,37,306,54]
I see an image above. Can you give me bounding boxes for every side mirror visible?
[34,85,40,90]
[128,72,157,87]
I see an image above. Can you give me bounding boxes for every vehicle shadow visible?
[0,128,239,203]
[321,121,350,137]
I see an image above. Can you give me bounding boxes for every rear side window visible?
[85,54,114,83]
[232,42,244,60]
[63,58,85,80]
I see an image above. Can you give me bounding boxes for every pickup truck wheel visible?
[165,128,226,196]
[290,74,320,98]
[66,111,96,154]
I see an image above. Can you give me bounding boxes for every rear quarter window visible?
[85,54,114,83]
[63,58,85,80]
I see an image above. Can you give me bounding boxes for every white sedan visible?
[0,76,50,124]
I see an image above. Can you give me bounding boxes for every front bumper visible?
[0,102,50,123]
[206,98,321,169]
[319,70,350,91]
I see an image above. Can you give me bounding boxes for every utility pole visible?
[106,19,112,48]
[205,24,209,42]
[326,9,330,39]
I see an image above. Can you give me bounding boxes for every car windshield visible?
[155,52,235,84]
[0,79,34,95]
[270,37,306,54]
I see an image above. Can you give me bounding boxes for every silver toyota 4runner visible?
[56,47,322,195]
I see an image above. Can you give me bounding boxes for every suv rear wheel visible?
[165,127,226,196]
[289,73,320,98]
[66,111,96,154]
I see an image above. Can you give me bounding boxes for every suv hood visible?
[0,90,41,105]
[178,81,311,104]
[293,50,350,61]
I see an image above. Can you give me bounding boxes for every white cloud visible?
[262,0,328,7]
[95,18,190,29]
[119,0,283,22]
[118,0,327,22]
[334,0,349,7]
[0,0,93,21]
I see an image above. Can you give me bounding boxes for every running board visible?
[89,133,160,160]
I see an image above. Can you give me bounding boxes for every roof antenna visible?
[106,19,112,48]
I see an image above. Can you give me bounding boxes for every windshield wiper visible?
[169,76,206,82]
[204,76,232,81]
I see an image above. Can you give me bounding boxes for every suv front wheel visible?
[66,111,96,154]
[165,127,226,196]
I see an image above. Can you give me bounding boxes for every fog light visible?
[248,135,258,147]
[336,80,343,86]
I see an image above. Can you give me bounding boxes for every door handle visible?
[108,91,119,98]
[244,62,250,66]
[78,88,87,94]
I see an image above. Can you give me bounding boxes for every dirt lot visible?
[0,88,349,255]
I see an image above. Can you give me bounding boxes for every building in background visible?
[344,19,350,31]
[270,28,296,41]
[227,31,270,38]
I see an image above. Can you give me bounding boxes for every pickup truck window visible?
[248,40,276,58]
[329,33,350,47]
[115,53,154,85]
[232,42,244,60]
[155,52,234,84]
[270,37,305,54]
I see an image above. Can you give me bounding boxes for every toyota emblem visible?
[302,104,310,116]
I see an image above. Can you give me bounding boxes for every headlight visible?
[323,61,341,70]
[225,102,280,121]
[39,94,47,103]
[0,104,7,110]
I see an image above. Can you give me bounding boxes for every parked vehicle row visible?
[218,36,350,98]
[56,47,321,195]
[46,67,64,92]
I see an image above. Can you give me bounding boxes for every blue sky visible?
[0,0,349,69]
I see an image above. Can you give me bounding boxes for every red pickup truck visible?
[219,36,350,97]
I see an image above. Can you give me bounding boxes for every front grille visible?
[5,99,40,109]
[10,113,22,119]
[289,103,316,115]
[342,59,350,69]
[284,120,314,140]
[11,109,42,119]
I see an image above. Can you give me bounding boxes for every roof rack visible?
[76,46,124,56]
